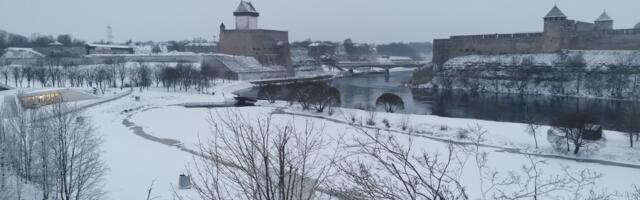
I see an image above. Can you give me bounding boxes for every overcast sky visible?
[1,0,639,44]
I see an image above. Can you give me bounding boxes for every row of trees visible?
[0,32,85,49]
[257,82,341,113]
[259,83,407,114]
[0,59,229,94]
[0,103,105,200]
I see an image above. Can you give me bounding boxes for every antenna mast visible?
[107,25,114,44]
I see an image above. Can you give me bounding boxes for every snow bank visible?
[444,49,640,69]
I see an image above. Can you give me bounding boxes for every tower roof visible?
[234,1,259,17]
[544,5,567,18]
[595,11,613,22]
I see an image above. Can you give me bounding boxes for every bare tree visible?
[1,63,9,86]
[186,110,336,200]
[548,112,599,154]
[523,108,542,148]
[11,66,21,87]
[464,125,603,200]
[0,110,7,191]
[116,59,128,88]
[627,185,640,200]
[46,103,106,200]
[153,65,166,88]
[309,83,340,113]
[258,84,282,104]
[621,103,640,147]
[137,62,152,90]
[338,127,468,200]
[95,67,111,94]
[23,66,34,88]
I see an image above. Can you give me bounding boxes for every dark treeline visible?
[0,58,225,95]
[291,38,432,61]
[257,82,341,113]
[0,30,85,49]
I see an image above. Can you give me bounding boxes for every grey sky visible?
[1,0,638,44]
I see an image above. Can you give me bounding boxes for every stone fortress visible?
[217,1,293,69]
[432,5,640,70]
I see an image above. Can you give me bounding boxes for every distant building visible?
[34,45,86,58]
[217,1,293,72]
[308,42,336,59]
[184,42,217,54]
[85,44,134,55]
[18,88,99,109]
[433,6,640,70]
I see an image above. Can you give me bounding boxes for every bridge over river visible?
[335,60,429,78]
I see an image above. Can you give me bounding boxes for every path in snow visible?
[271,108,640,170]
[120,105,202,157]
[120,105,347,198]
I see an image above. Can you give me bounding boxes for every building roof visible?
[86,44,133,50]
[545,5,567,18]
[635,22,640,29]
[0,48,45,59]
[595,11,613,22]
[213,54,286,73]
[234,1,259,16]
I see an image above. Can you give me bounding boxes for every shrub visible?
[376,93,405,113]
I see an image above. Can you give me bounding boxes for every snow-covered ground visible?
[73,82,640,199]
[443,49,640,70]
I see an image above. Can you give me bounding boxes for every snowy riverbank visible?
[86,83,640,199]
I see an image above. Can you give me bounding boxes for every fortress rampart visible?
[432,6,640,70]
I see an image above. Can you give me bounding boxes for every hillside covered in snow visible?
[422,50,640,100]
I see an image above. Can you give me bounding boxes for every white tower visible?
[234,1,259,30]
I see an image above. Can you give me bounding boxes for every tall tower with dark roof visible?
[543,5,569,34]
[594,11,613,30]
[234,1,259,30]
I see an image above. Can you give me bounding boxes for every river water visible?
[238,71,637,131]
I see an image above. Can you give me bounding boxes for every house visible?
[184,42,217,54]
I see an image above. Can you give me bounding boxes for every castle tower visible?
[234,1,259,30]
[543,5,568,34]
[595,11,614,30]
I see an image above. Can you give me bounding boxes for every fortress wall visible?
[433,34,546,70]
[433,28,640,69]
[568,30,640,51]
